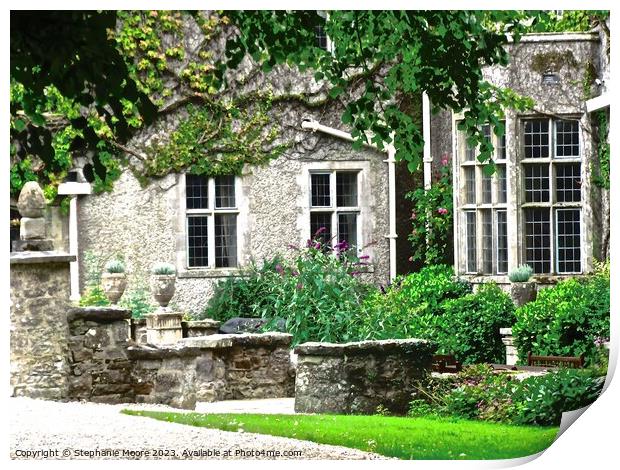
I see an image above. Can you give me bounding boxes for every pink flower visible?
[410,212,417,220]
[437,207,448,215]
[440,154,450,166]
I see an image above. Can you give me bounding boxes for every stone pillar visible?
[12,181,53,251]
[146,311,183,345]
[500,328,518,366]
[10,252,75,399]
[294,338,436,415]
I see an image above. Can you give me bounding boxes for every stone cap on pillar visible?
[10,251,76,265]
[57,182,92,195]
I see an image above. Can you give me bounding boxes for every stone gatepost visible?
[500,328,518,366]
[294,338,436,415]
[10,182,75,399]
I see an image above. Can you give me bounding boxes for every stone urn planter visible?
[151,262,176,308]
[101,273,127,304]
[101,260,127,304]
[508,264,536,307]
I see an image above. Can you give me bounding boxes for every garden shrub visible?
[512,262,610,364]
[120,285,157,318]
[439,283,515,364]
[409,364,605,426]
[79,285,110,307]
[198,256,284,321]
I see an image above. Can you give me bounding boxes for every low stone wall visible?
[294,339,436,415]
[128,344,201,410]
[10,252,75,400]
[180,333,294,402]
[183,319,221,337]
[66,307,133,404]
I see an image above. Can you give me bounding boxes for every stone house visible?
[427,29,610,288]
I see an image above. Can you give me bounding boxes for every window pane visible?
[311,174,331,207]
[336,172,358,207]
[481,171,492,204]
[465,211,477,273]
[482,210,493,274]
[496,210,508,274]
[497,122,506,160]
[310,212,332,248]
[524,164,550,202]
[315,25,328,50]
[482,124,492,146]
[337,213,357,249]
[462,130,476,162]
[555,120,580,158]
[186,174,208,209]
[524,208,551,274]
[214,214,237,268]
[496,165,507,203]
[187,216,209,267]
[555,163,581,203]
[524,119,549,159]
[215,176,236,208]
[557,209,581,273]
[464,167,476,204]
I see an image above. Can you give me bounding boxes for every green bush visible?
[439,283,515,364]
[120,286,157,318]
[198,256,283,321]
[79,285,110,307]
[409,365,605,426]
[512,263,610,364]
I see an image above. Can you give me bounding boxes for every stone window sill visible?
[177,269,242,279]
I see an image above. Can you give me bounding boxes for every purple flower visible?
[334,241,349,252]
[313,226,327,237]
[313,242,321,249]
[349,271,363,276]
[275,264,284,275]
[296,282,303,290]
[437,207,448,215]
[291,270,299,277]
[359,255,370,260]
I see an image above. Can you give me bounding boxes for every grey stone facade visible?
[437,32,610,286]
[294,338,435,415]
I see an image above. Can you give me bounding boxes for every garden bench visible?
[526,352,584,369]
[432,354,462,373]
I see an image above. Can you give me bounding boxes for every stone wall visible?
[181,333,294,402]
[294,339,436,415]
[66,307,134,404]
[10,253,75,399]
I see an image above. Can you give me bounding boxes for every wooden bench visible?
[432,354,462,373]
[527,352,584,369]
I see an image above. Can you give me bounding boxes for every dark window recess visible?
[310,212,332,248]
[496,210,508,274]
[186,174,209,209]
[556,209,581,273]
[336,172,358,207]
[555,120,580,157]
[524,119,549,159]
[315,25,328,50]
[214,214,237,268]
[337,213,357,249]
[481,172,492,204]
[466,211,477,272]
[215,175,236,208]
[524,164,550,203]
[555,163,581,203]
[465,167,476,204]
[497,122,506,159]
[497,165,507,204]
[187,216,209,267]
[524,208,551,274]
[311,174,331,207]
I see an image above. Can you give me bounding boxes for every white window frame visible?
[519,116,583,275]
[183,174,240,270]
[308,169,362,252]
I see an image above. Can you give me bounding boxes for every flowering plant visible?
[405,153,453,265]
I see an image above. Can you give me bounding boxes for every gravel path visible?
[10,398,386,460]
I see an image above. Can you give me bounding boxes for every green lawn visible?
[122,410,559,460]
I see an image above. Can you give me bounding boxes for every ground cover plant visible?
[409,364,606,426]
[122,410,558,460]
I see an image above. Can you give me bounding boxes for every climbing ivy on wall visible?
[593,110,610,190]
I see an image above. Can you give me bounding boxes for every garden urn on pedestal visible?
[101,260,127,304]
[508,265,537,308]
[151,262,176,308]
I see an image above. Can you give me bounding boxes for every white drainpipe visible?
[422,92,432,190]
[301,118,397,280]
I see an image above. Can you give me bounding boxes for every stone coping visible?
[67,306,132,323]
[294,338,436,356]
[179,332,292,349]
[184,319,221,328]
[127,344,202,360]
[10,251,76,265]
[499,327,513,336]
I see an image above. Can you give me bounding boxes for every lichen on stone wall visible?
[530,50,578,73]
